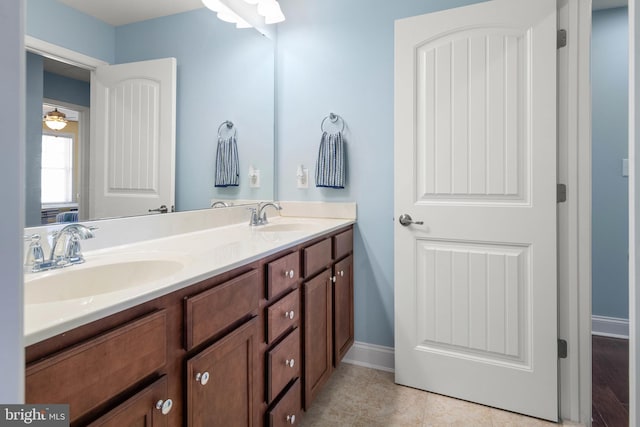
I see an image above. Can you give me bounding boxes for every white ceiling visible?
[592,0,628,11]
[58,0,204,26]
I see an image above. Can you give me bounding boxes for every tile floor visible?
[300,363,583,427]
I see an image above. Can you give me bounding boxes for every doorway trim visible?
[557,0,592,423]
[25,36,107,70]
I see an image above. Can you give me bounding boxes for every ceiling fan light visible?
[44,108,68,131]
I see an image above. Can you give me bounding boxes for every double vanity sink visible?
[24,215,353,345]
[25,206,356,426]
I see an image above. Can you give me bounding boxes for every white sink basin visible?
[256,223,313,233]
[25,259,186,304]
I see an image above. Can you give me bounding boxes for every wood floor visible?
[592,335,628,427]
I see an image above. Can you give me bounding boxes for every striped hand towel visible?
[315,131,345,188]
[215,135,239,187]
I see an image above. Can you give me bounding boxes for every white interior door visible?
[394,0,558,421]
[90,57,176,219]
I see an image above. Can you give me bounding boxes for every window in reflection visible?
[41,133,74,204]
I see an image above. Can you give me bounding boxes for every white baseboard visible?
[591,315,629,339]
[342,341,395,372]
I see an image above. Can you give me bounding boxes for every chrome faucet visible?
[50,223,96,265]
[248,202,282,226]
[25,224,97,272]
[257,202,282,225]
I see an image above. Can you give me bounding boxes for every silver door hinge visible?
[557,29,567,48]
[558,339,568,359]
[557,184,567,203]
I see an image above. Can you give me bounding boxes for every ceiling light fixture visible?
[202,0,253,28]
[202,0,285,28]
[43,108,68,131]
[255,0,285,24]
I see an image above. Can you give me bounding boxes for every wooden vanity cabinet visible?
[262,251,303,426]
[186,317,260,427]
[26,310,168,425]
[25,224,354,427]
[302,268,333,409]
[333,255,354,366]
[301,228,354,409]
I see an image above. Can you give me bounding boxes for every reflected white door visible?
[90,57,176,219]
[394,0,558,421]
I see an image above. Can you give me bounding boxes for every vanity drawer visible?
[266,289,299,344]
[185,269,260,350]
[268,379,302,427]
[87,375,170,427]
[303,238,332,277]
[26,310,167,424]
[267,328,300,403]
[267,251,300,299]
[333,228,353,260]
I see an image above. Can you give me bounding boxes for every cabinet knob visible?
[284,310,295,320]
[331,276,336,283]
[285,358,295,368]
[286,414,296,424]
[195,371,210,386]
[155,398,173,415]
[283,269,295,279]
[339,270,344,277]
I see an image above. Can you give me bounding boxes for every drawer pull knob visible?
[284,310,295,320]
[155,398,173,415]
[331,276,336,283]
[195,371,210,386]
[339,270,344,277]
[285,358,295,368]
[286,414,296,424]
[283,269,295,279]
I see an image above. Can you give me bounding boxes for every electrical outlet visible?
[297,166,309,189]
[249,169,260,188]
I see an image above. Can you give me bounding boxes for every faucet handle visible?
[247,207,259,226]
[24,234,45,271]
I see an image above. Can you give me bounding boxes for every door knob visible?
[149,205,168,214]
[398,214,423,226]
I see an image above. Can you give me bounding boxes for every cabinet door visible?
[26,310,167,424]
[333,255,354,366]
[186,317,259,427]
[88,376,171,427]
[302,269,332,409]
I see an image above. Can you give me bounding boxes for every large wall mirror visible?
[25,0,275,227]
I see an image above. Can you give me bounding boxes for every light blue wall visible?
[592,7,629,320]
[276,0,486,347]
[26,0,114,63]
[26,52,43,227]
[43,71,90,107]
[115,9,274,211]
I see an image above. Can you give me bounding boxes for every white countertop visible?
[24,216,354,346]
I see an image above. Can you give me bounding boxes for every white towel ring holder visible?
[321,113,344,133]
[217,120,237,139]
